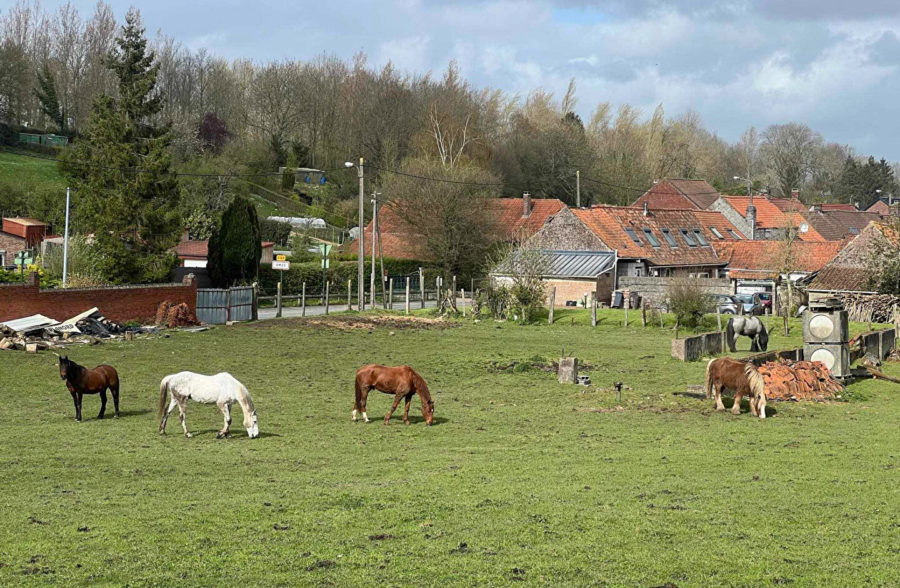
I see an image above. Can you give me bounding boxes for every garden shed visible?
[491,250,617,307]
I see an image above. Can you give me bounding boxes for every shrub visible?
[208,196,261,287]
[666,277,712,330]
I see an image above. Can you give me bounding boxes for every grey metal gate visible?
[196,286,254,324]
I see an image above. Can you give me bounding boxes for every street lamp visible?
[345,159,365,311]
[734,175,756,240]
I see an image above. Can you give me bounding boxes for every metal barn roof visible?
[493,250,616,279]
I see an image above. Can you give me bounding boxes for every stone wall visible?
[618,276,732,306]
[526,208,608,251]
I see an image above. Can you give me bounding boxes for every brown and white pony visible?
[705,357,768,418]
[58,355,120,421]
[354,364,434,426]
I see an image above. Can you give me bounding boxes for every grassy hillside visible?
[0,150,66,193]
[1,309,898,586]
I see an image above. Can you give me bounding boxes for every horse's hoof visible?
[185,433,193,438]
[97,415,104,420]
[216,432,225,439]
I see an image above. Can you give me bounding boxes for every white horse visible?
[158,372,259,439]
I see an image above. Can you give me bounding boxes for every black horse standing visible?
[58,356,120,421]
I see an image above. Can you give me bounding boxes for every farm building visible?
[491,250,617,307]
[805,221,898,301]
[0,217,49,266]
[356,195,567,262]
[528,205,744,279]
[709,195,824,241]
[866,195,900,215]
[800,207,885,241]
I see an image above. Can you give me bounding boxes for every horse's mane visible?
[410,368,432,403]
[743,363,766,400]
[238,383,256,414]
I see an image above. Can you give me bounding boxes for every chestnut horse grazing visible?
[58,355,120,421]
[354,364,434,425]
[705,357,768,418]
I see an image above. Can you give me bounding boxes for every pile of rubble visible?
[758,360,845,401]
[156,300,199,328]
[0,308,147,352]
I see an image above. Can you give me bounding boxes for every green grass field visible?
[1,310,898,586]
[0,150,66,192]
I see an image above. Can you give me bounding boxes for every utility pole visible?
[576,170,581,208]
[357,158,365,311]
[370,191,380,307]
[62,186,70,288]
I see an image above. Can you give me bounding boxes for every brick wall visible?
[0,273,198,323]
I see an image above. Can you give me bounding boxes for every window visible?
[693,229,709,246]
[726,229,742,240]
[633,267,643,277]
[660,228,678,247]
[624,228,643,246]
[642,228,661,247]
[680,229,698,247]
[709,226,724,240]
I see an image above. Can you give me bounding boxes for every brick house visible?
[801,207,885,241]
[0,217,49,266]
[866,195,900,215]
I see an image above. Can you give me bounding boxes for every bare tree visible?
[762,123,824,198]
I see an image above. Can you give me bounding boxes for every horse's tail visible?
[725,317,736,352]
[744,363,767,406]
[757,320,769,351]
[705,359,716,399]
[157,377,170,421]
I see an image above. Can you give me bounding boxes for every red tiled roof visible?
[359,198,566,261]
[174,240,209,259]
[632,179,720,210]
[572,206,741,267]
[714,240,844,280]
[808,221,897,292]
[802,209,885,241]
[818,203,858,212]
[720,196,825,240]
[866,200,894,215]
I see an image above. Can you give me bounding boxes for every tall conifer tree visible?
[61,9,179,284]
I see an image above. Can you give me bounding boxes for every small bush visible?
[667,278,712,330]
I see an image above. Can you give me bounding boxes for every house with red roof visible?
[528,204,745,279]
[710,195,826,241]
[174,238,274,268]
[805,221,899,300]
[631,179,721,211]
[714,240,844,305]
[358,195,566,261]
[0,217,49,267]
[865,195,900,216]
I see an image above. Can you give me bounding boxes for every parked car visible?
[712,294,739,314]
[734,294,765,315]
[753,292,773,311]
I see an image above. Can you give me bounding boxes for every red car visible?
[753,292,773,310]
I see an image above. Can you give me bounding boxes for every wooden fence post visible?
[382,277,388,310]
[405,277,411,315]
[452,276,457,302]
[348,279,352,312]
[325,281,330,315]
[624,303,629,327]
[389,278,394,309]
[765,308,769,330]
[641,299,647,327]
[276,282,283,318]
[420,268,425,309]
[461,288,466,317]
[301,282,306,318]
[716,304,722,331]
[591,296,597,327]
[549,287,556,325]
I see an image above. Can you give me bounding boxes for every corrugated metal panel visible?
[494,250,616,279]
[196,287,255,324]
[0,314,59,333]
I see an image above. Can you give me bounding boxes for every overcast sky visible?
[55,0,900,160]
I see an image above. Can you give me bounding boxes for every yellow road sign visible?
[276,254,287,261]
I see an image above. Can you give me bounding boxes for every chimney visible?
[853,201,859,210]
[811,203,822,213]
[643,201,649,216]
[746,203,757,240]
[523,192,532,218]
[791,188,800,199]
[182,228,190,242]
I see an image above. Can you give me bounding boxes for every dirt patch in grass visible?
[249,315,458,332]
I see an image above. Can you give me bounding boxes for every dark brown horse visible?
[58,355,120,421]
[705,357,767,418]
[354,364,434,426]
